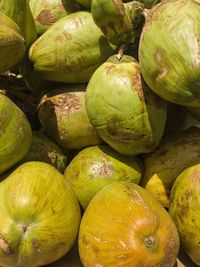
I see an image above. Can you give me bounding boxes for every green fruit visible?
[79,181,180,267]
[169,163,200,265]
[0,162,81,267]
[0,12,25,74]
[0,0,37,48]
[141,127,200,207]
[38,85,102,150]
[21,131,67,173]
[64,145,143,209]
[139,0,200,107]
[29,0,80,35]
[91,0,135,45]
[0,93,32,175]
[86,55,167,156]
[29,11,116,83]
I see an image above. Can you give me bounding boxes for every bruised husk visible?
[64,145,143,209]
[29,0,80,35]
[86,55,167,156]
[0,12,25,74]
[21,131,67,173]
[139,0,200,107]
[29,11,116,83]
[0,93,32,175]
[0,0,37,49]
[38,85,102,150]
[79,181,180,267]
[169,163,200,265]
[141,127,200,207]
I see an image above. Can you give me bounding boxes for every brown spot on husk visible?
[81,235,89,246]
[36,9,57,26]
[132,71,144,101]
[0,235,12,254]
[154,48,165,63]
[189,169,200,182]
[53,93,81,114]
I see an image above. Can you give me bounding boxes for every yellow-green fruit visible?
[141,127,200,207]
[0,93,32,175]
[79,181,180,267]
[139,0,200,107]
[64,145,143,209]
[169,163,200,265]
[38,85,102,150]
[29,0,80,35]
[0,12,25,74]
[29,11,116,83]
[0,162,81,267]
[86,55,167,156]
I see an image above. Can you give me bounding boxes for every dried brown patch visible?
[36,9,57,26]
[0,235,12,254]
[132,72,144,101]
[54,93,81,114]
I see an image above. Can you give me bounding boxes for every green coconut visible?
[0,12,25,74]
[64,145,143,209]
[86,54,167,156]
[21,131,67,173]
[38,85,102,150]
[29,11,116,83]
[139,0,200,107]
[169,163,200,265]
[0,93,32,175]
[29,0,80,35]
[0,162,81,267]
[0,0,37,49]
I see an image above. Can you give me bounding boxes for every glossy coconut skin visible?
[0,12,25,74]
[0,93,32,175]
[29,11,116,83]
[0,162,81,267]
[169,163,200,265]
[38,85,102,150]
[140,127,200,207]
[64,145,143,209]
[139,0,200,107]
[79,181,180,267]
[86,55,167,156]
[29,0,80,35]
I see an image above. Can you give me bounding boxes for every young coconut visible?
[64,145,143,209]
[0,93,31,175]
[0,162,81,267]
[38,85,102,150]
[139,0,200,107]
[86,54,167,156]
[79,181,180,267]
[29,11,116,83]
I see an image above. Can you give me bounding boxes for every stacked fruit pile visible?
[0,0,199,266]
